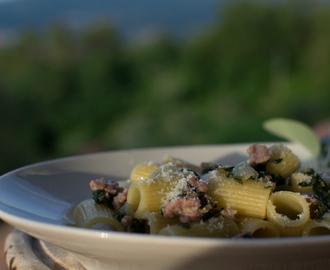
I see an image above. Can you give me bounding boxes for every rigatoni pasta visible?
[302,219,330,236]
[72,142,330,239]
[73,199,125,231]
[236,216,280,238]
[207,174,273,219]
[127,166,199,218]
[158,217,240,237]
[265,143,301,178]
[266,191,310,237]
[130,162,160,182]
[139,211,180,234]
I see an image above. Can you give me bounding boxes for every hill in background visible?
[0,0,224,44]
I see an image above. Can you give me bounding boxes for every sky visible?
[0,0,21,2]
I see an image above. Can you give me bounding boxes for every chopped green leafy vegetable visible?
[310,175,330,209]
[133,219,147,233]
[178,223,191,229]
[202,209,220,221]
[233,176,243,184]
[299,173,330,220]
[272,158,283,164]
[302,167,315,176]
[114,205,127,221]
[218,166,234,178]
[92,190,114,209]
[315,202,329,221]
[92,190,106,203]
[241,233,254,239]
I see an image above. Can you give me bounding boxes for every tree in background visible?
[0,0,330,175]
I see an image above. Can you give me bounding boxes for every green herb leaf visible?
[263,118,320,158]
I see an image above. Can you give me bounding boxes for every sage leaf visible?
[263,118,320,158]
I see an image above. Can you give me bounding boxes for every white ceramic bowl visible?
[0,143,328,270]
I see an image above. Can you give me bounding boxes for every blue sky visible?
[0,0,21,3]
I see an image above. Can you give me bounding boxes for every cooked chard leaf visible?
[179,168,200,179]
[233,176,243,184]
[264,184,273,189]
[201,196,215,208]
[272,158,283,164]
[202,209,220,221]
[311,174,330,209]
[133,219,146,233]
[218,166,234,178]
[114,205,127,221]
[299,180,314,187]
[300,173,330,217]
[302,167,315,176]
[92,190,114,209]
[242,233,254,239]
[315,202,329,221]
[270,174,287,186]
[92,190,106,204]
[178,223,191,229]
[179,188,187,196]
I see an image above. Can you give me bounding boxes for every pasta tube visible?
[127,165,196,218]
[266,143,301,178]
[73,199,125,231]
[266,191,310,237]
[158,217,239,238]
[162,155,201,173]
[290,172,313,193]
[139,211,180,234]
[302,220,330,236]
[206,170,273,219]
[130,162,160,182]
[236,216,280,238]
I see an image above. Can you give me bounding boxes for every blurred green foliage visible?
[1,0,330,174]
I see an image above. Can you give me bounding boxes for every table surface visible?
[4,227,86,270]
[0,223,12,270]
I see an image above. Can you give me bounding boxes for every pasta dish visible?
[73,143,330,238]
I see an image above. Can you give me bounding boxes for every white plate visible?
[0,143,328,270]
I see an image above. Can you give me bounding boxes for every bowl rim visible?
[0,142,328,248]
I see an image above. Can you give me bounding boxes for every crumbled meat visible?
[188,176,208,193]
[112,188,128,211]
[220,207,237,220]
[247,144,272,168]
[90,178,123,195]
[162,194,216,223]
[163,196,213,223]
[90,178,127,210]
[121,215,135,232]
[162,172,216,223]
